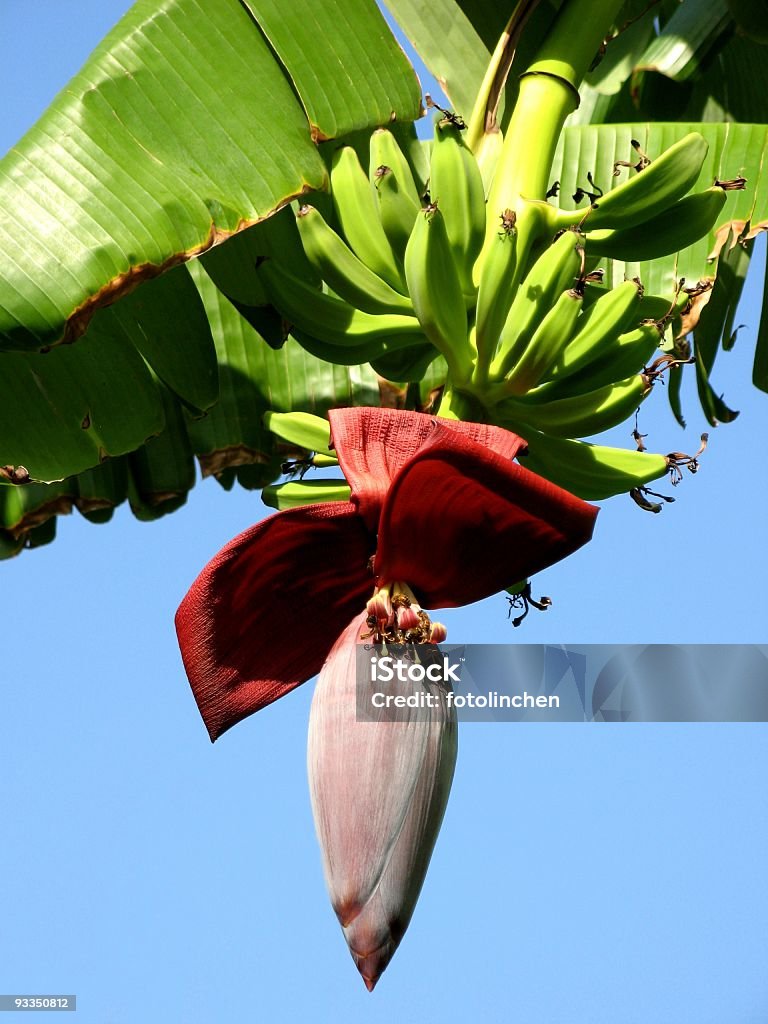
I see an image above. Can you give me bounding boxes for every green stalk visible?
[437,383,489,423]
[486,0,625,220]
[469,0,625,409]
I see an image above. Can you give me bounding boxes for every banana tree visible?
[1,0,766,551]
[2,0,767,991]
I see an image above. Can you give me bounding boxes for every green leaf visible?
[753,246,768,393]
[184,260,381,480]
[383,0,495,115]
[0,0,420,352]
[128,383,196,520]
[634,0,733,82]
[0,310,165,482]
[689,236,750,424]
[244,0,421,140]
[0,259,384,555]
[583,9,655,97]
[113,265,218,414]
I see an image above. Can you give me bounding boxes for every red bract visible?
[175,408,598,741]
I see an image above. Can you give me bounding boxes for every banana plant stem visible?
[487,0,625,219]
[437,383,489,422]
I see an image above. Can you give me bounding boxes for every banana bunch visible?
[253,115,729,500]
[255,119,485,381]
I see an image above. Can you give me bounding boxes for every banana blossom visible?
[175,407,598,986]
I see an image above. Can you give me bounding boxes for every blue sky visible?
[1,3,767,1022]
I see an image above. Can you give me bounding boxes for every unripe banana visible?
[428,118,486,301]
[263,410,333,455]
[548,278,644,379]
[474,209,518,363]
[292,329,426,367]
[533,323,662,396]
[584,187,727,263]
[491,229,584,379]
[499,373,651,438]
[295,205,414,316]
[257,259,422,347]
[371,343,439,383]
[369,129,422,261]
[263,479,352,510]
[503,286,584,396]
[330,146,407,292]
[557,132,709,232]
[518,428,670,500]
[404,204,474,378]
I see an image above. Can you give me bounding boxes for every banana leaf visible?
[0,259,384,556]
[0,0,420,353]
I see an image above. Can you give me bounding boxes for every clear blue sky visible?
[1,3,767,1022]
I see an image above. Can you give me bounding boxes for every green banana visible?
[517,428,670,500]
[491,229,584,379]
[404,204,474,378]
[498,373,651,437]
[330,146,407,292]
[534,323,661,396]
[557,280,647,368]
[263,411,333,455]
[295,205,413,316]
[369,129,422,261]
[503,286,584,395]
[584,187,727,263]
[371,343,439,383]
[263,479,352,511]
[636,292,679,324]
[548,278,644,378]
[474,209,519,364]
[428,118,487,301]
[292,329,426,367]
[557,132,709,232]
[257,259,421,347]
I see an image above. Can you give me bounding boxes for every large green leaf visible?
[244,0,420,140]
[0,0,420,353]
[0,263,217,483]
[633,0,733,82]
[184,261,381,477]
[0,258,383,557]
[116,265,218,414]
[0,312,165,482]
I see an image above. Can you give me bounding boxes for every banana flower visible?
[175,407,598,986]
[176,407,597,740]
[307,611,457,990]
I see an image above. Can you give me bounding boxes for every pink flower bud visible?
[366,594,390,624]
[396,603,420,631]
[429,621,447,644]
[308,613,457,990]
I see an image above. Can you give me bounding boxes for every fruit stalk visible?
[487,0,625,220]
